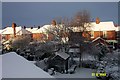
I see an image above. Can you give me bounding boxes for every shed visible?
[49,52,70,73]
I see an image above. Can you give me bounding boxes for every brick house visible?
[1,20,119,46]
[1,23,32,40]
[70,21,118,45]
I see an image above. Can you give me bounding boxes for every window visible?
[91,31,94,38]
[103,31,107,38]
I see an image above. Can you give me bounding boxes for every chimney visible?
[96,17,100,24]
[23,26,26,29]
[12,23,16,38]
[51,20,57,26]
[38,26,40,29]
[31,27,33,29]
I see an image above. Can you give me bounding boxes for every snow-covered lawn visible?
[53,68,96,78]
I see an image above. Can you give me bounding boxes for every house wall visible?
[16,34,33,40]
[32,33,54,41]
[5,34,11,40]
[107,31,116,40]
[92,31,116,40]
[93,31,103,39]
[32,33,46,41]
[70,30,116,43]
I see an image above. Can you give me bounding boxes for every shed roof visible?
[55,51,70,60]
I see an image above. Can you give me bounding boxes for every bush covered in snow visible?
[96,49,120,80]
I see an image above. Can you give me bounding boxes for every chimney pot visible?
[23,26,26,29]
[38,26,40,29]
[96,17,100,24]
[12,23,16,38]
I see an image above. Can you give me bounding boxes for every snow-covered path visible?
[53,68,96,78]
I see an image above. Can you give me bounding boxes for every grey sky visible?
[2,2,118,28]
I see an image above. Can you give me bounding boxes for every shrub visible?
[11,36,31,51]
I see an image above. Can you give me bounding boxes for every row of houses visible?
[0,20,120,45]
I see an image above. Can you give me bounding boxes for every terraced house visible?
[0,20,120,47]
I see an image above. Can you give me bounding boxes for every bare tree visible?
[68,10,91,43]
[67,10,92,67]
[44,10,92,67]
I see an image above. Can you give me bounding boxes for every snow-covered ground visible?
[2,52,53,78]
[29,60,97,78]
[53,68,96,78]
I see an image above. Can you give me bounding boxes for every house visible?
[69,18,118,47]
[1,23,32,40]
[1,19,119,45]
[90,21,117,41]
[26,25,54,41]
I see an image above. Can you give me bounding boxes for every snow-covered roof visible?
[91,21,116,31]
[116,26,120,31]
[38,25,55,33]
[63,21,117,32]
[1,27,33,35]
[16,28,32,35]
[2,52,53,78]
[40,22,117,32]
[55,52,70,60]
[1,21,117,35]
[26,25,54,33]
[26,28,38,33]
[92,37,106,42]
[36,25,63,33]
[1,26,22,34]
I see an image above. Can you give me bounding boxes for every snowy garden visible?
[1,10,120,80]
[1,36,120,80]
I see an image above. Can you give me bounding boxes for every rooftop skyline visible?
[2,2,118,28]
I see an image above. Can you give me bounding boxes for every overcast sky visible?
[2,2,118,28]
